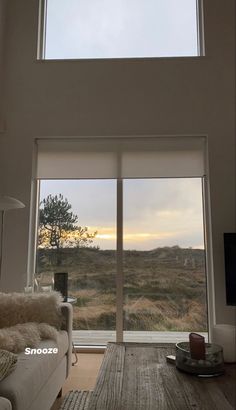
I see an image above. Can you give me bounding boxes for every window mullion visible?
[116,177,123,343]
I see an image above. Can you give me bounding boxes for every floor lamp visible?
[0,195,25,283]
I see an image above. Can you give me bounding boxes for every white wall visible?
[0,0,7,132]
[0,0,235,327]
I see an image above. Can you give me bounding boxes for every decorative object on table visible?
[189,332,206,360]
[212,324,236,363]
[60,390,93,410]
[166,354,176,364]
[54,272,68,302]
[176,338,224,376]
[0,195,25,283]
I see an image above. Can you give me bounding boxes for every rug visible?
[60,390,93,410]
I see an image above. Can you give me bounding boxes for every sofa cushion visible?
[0,292,63,329]
[0,331,68,410]
[0,322,58,353]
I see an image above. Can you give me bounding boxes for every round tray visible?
[176,342,224,376]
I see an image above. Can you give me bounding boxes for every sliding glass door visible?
[123,178,207,342]
[36,179,117,344]
[36,177,208,345]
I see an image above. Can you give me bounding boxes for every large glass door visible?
[123,178,208,342]
[36,177,208,345]
[36,179,117,345]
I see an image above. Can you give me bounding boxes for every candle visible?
[212,324,236,363]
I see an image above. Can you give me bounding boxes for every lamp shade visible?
[0,195,25,211]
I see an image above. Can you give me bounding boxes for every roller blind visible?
[36,137,206,179]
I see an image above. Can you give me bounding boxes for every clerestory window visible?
[38,0,204,60]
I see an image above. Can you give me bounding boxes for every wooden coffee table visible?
[88,342,236,409]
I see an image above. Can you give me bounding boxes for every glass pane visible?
[45,0,198,59]
[36,179,116,345]
[123,178,208,343]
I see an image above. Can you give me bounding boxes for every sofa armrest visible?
[0,397,12,410]
[60,303,73,376]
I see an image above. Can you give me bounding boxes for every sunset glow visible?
[40,178,204,250]
[92,226,176,241]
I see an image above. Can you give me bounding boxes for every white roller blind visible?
[36,137,206,179]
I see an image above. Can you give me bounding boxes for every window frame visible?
[37,0,205,61]
[33,175,209,344]
[29,136,213,346]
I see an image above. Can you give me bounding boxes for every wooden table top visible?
[88,342,236,410]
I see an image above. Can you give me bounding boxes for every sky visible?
[45,0,198,59]
[40,178,204,250]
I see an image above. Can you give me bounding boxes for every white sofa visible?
[0,303,72,410]
[0,398,11,410]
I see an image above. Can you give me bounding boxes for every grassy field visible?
[36,246,207,332]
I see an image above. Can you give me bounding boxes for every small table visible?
[88,342,236,410]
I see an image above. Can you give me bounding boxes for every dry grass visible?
[38,247,208,332]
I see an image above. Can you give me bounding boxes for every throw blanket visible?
[0,322,58,353]
[0,291,63,329]
[0,349,17,381]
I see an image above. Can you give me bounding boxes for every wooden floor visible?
[50,353,103,410]
[73,330,208,345]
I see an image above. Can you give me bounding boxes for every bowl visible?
[176,342,224,376]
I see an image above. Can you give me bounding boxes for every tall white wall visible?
[0,0,7,131]
[0,0,7,270]
[0,0,235,326]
